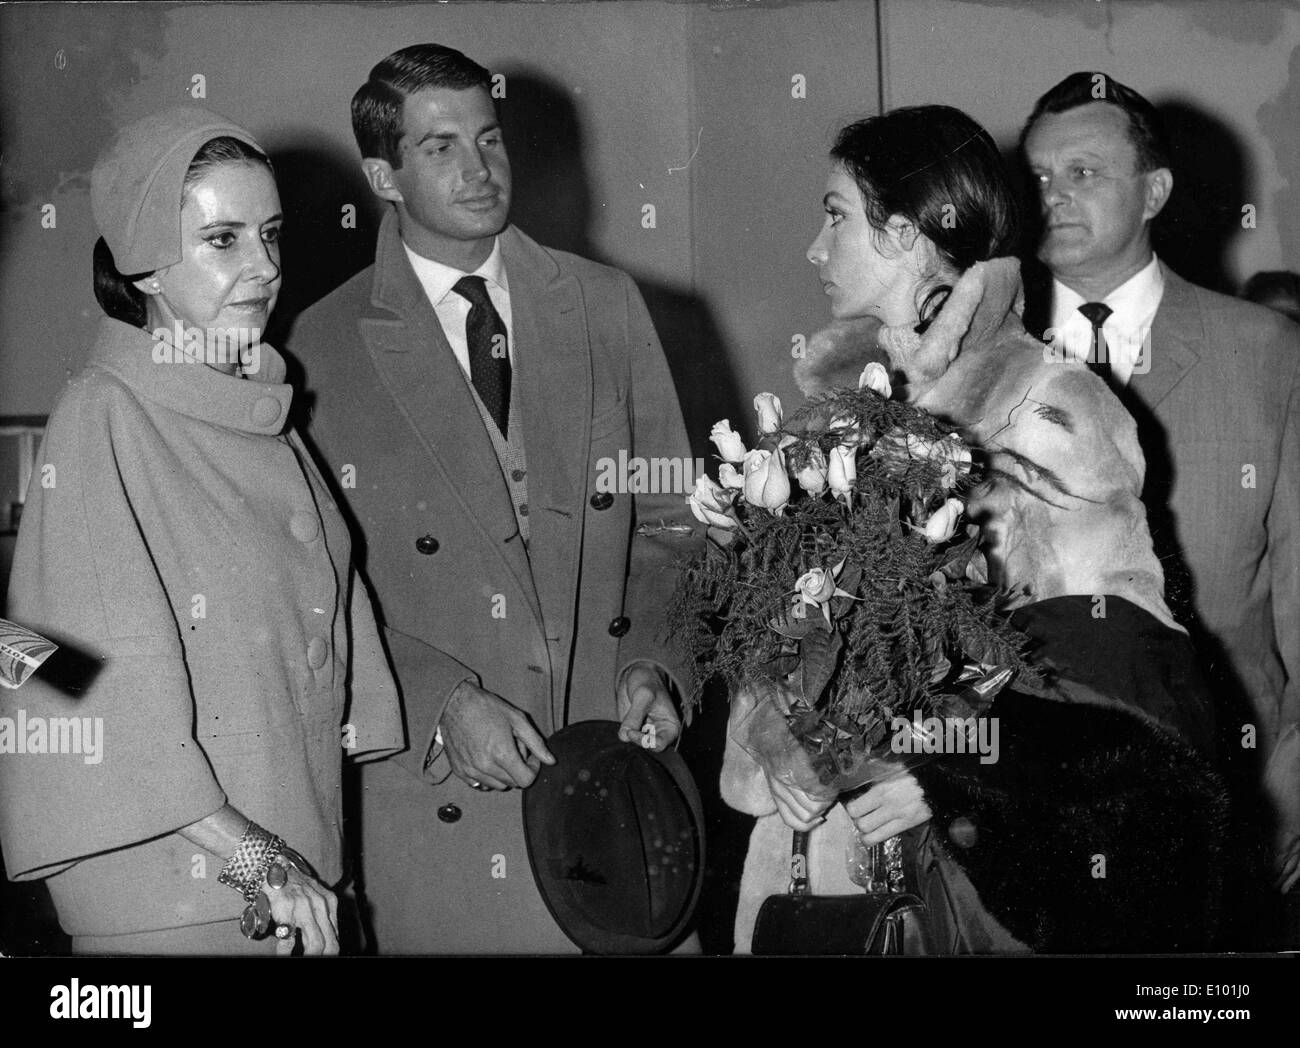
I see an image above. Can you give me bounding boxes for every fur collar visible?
[793,258,1027,400]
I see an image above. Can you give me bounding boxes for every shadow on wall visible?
[1154,99,1251,296]
[263,132,383,398]
[498,67,742,462]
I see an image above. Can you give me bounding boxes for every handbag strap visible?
[789,829,810,896]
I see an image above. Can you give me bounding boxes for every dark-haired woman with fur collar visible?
[722,105,1227,954]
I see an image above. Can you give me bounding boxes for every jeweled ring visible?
[275,925,293,940]
[467,779,482,789]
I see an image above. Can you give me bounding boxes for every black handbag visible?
[751,830,929,955]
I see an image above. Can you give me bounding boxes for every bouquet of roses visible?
[669,361,1033,803]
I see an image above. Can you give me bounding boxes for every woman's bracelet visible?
[218,820,287,903]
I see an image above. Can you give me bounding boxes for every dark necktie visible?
[1077,301,1114,387]
[453,275,511,436]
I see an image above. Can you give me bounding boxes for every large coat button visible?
[289,511,320,542]
[436,804,462,824]
[306,637,329,669]
[416,535,440,555]
[948,816,978,849]
[251,396,282,427]
[608,616,631,637]
[589,492,614,511]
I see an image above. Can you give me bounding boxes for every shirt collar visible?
[88,317,293,435]
[1051,253,1164,335]
[402,236,509,307]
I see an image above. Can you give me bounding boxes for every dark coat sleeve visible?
[912,688,1230,952]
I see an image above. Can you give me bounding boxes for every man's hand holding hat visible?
[441,682,555,790]
[616,660,681,752]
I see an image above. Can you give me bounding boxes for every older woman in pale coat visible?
[0,108,403,955]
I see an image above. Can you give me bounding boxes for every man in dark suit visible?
[1019,72,1300,921]
[289,43,698,952]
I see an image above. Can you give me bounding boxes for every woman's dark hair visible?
[351,43,493,167]
[93,136,272,326]
[831,105,1019,327]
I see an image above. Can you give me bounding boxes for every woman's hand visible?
[844,768,932,844]
[263,861,339,956]
[767,771,836,832]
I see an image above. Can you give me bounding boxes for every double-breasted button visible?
[416,535,440,555]
[306,637,329,669]
[289,511,320,542]
[251,396,281,427]
[437,803,462,824]
[511,469,526,482]
[948,816,978,849]
[608,616,631,637]
[590,492,614,511]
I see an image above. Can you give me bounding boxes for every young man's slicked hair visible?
[351,43,493,167]
[1019,71,1171,173]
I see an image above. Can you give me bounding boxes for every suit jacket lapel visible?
[1132,263,1202,411]
[502,227,591,706]
[361,212,540,622]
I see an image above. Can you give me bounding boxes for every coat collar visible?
[1133,263,1203,409]
[88,317,294,434]
[360,211,593,654]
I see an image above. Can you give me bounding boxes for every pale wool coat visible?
[0,319,403,938]
[290,213,698,953]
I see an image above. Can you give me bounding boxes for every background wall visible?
[884,0,1300,298]
[0,0,886,451]
[4,0,1297,429]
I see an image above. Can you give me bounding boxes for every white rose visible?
[922,497,964,544]
[795,447,829,496]
[687,475,738,530]
[709,420,748,464]
[794,566,837,606]
[857,362,892,399]
[827,442,857,501]
[741,448,791,514]
[753,393,783,435]
[718,462,745,489]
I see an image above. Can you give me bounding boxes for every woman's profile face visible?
[144,162,282,340]
[807,165,919,327]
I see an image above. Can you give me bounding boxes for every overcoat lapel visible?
[1132,264,1203,411]
[359,212,541,624]
[501,227,592,714]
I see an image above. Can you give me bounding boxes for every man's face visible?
[377,86,511,265]
[1024,102,1168,289]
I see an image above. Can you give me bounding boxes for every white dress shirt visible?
[1049,254,1164,387]
[403,238,515,373]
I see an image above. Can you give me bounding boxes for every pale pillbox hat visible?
[91,106,265,275]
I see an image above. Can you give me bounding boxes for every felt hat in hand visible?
[522,719,705,954]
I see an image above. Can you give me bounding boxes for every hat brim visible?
[522,719,706,955]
